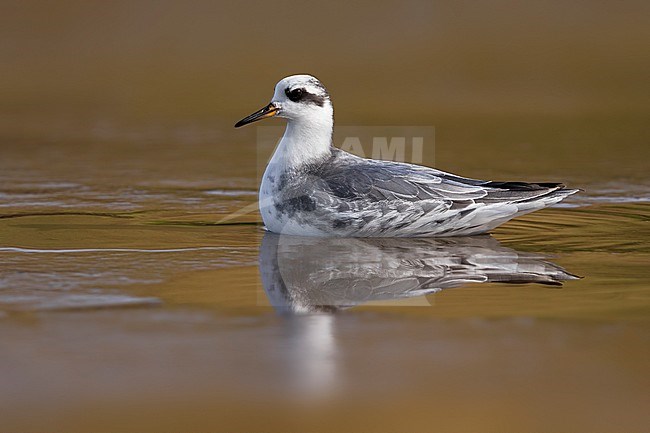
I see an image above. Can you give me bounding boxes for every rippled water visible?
[3,0,650,429]
[1,115,649,433]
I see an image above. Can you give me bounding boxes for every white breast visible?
[259,159,284,233]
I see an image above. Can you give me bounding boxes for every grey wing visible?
[319,151,570,203]
[316,153,485,202]
[304,150,575,236]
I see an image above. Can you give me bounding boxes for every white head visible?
[235,74,334,167]
[235,74,333,129]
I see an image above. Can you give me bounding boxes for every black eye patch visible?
[285,87,305,102]
[284,87,326,106]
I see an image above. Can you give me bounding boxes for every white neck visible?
[270,109,333,170]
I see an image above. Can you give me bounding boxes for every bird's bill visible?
[234,103,280,128]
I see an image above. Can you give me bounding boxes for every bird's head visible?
[235,74,332,128]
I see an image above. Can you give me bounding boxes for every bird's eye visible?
[285,88,305,102]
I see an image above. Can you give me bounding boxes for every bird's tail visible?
[513,186,579,213]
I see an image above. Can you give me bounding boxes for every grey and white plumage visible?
[259,233,579,314]
[236,74,578,237]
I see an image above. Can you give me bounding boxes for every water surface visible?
[1,114,648,432]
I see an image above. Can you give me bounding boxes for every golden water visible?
[2,115,648,433]
[2,1,649,432]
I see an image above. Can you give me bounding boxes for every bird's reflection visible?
[259,232,578,314]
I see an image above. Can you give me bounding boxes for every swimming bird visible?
[235,74,578,237]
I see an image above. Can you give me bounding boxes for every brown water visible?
[1,115,649,433]
[2,1,650,432]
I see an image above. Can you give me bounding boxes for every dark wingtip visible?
[485,181,565,191]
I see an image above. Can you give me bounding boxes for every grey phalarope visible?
[235,74,578,237]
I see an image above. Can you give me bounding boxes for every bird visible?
[235,74,578,237]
